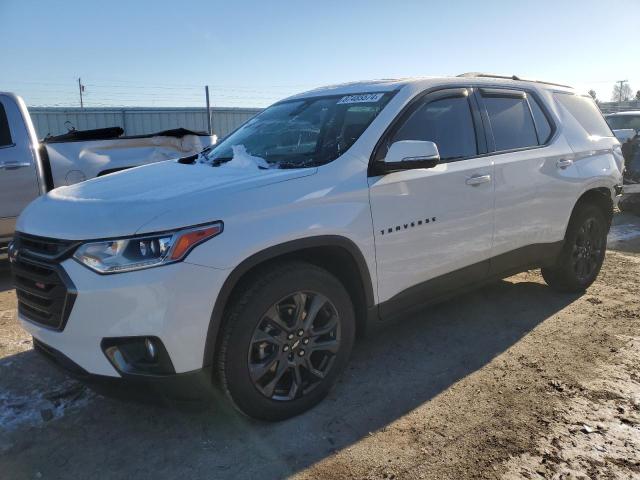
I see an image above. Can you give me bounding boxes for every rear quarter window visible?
[554,93,613,138]
[528,95,553,144]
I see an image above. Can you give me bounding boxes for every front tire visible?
[217,261,355,421]
[542,204,609,292]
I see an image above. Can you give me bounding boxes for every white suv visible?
[10,74,623,420]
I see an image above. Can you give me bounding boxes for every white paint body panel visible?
[14,77,624,376]
[369,156,495,302]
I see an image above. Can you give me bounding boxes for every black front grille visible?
[10,234,79,331]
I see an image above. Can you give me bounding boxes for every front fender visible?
[198,234,376,367]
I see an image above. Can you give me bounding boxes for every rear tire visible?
[541,204,609,293]
[217,261,355,421]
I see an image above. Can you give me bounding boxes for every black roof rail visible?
[456,72,572,89]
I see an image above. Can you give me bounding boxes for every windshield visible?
[202,92,394,168]
[606,114,640,131]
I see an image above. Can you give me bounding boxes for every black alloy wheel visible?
[542,204,609,292]
[218,261,355,421]
[248,291,341,401]
[571,217,605,283]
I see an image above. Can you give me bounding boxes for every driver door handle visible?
[0,161,31,170]
[465,174,492,186]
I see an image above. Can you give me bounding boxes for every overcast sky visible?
[1,0,637,108]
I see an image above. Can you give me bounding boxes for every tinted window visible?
[380,96,477,162]
[484,95,538,151]
[555,93,613,137]
[0,103,12,147]
[606,114,640,131]
[528,95,552,144]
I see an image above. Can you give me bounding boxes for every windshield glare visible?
[203,92,394,168]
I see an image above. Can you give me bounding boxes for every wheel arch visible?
[202,235,376,367]
[570,186,614,231]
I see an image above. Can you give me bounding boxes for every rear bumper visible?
[34,337,215,402]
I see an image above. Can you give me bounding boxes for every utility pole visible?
[205,85,212,135]
[78,77,85,108]
[616,80,628,104]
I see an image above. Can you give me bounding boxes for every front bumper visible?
[34,338,215,402]
[18,257,228,378]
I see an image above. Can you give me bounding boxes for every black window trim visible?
[369,85,489,176]
[475,87,558,156]
[368,83,559,176]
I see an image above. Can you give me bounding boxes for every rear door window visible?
[482,93,538,151]
[0,102,13,147]
[554,93,613,137]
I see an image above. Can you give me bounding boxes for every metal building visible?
[28,107,263,139]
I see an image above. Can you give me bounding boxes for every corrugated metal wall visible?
[598,100,640,114]
[28,107,263,139]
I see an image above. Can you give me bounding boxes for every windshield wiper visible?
[276,158,324,169]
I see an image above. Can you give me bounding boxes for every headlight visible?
[73,222,223,274]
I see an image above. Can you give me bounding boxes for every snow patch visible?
[0,381,93,433]
[221,145,270,170]
[199,144,270,170]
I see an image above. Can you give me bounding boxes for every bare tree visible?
[636,90,640,101]
[612,81,632,102]
[588,89,597,100]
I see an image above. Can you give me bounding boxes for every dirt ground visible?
[1,213,639,480]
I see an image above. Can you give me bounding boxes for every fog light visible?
[101,336,174,376]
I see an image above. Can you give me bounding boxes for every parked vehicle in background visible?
[605,111,640,214]
[0,92,216,257]
[10,74,623,421]
[605,111,640,143]
[605,111,640,133]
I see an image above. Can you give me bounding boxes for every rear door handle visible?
[556,159,573,169]
[0,161,31,170]
[465,174,492,186]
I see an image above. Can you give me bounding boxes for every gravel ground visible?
[0,213,639,480]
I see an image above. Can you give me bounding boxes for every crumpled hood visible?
[17,160,316,240]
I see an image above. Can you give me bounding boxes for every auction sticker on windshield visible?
[337,93,385,104]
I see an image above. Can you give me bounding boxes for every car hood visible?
[17,160,316,240]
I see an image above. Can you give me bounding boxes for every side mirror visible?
[381,140,440,173]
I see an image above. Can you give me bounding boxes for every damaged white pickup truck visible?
[0,92,216,256]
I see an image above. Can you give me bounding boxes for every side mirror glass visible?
[382,140,440,173]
